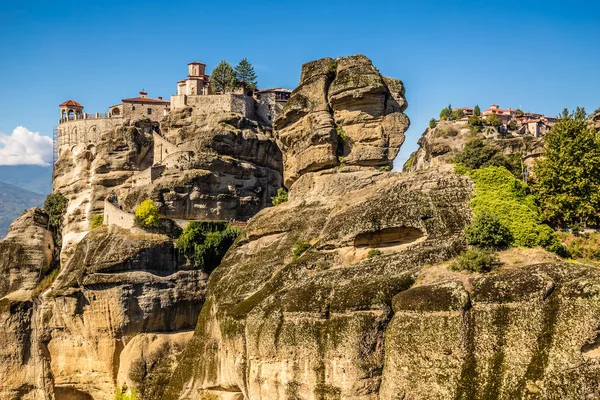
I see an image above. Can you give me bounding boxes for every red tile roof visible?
[59,99,83,107]
[121,97,170,104]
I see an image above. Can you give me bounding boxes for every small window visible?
[147,108,152,115]
[132,106,136,111]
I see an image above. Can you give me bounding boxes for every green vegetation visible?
[404,153,416,171]
[469,167,564,254]
[450,248,500,273]
[474,105,481,116]
[451,108,464,120]
[429,118,437,128]
[533,107,600,227]
[465,213,512,248]
[328,59,338,73]
[367,249,382,258]
[210,60,236,93]
[90,214,104,229]
[44,192,67,231]
[515,108,524,116]
[177,221,241,272]
[115,387,139,400]
[507,120,517,130]
[378,165,391,172]
[439,104,452,120]
[271,188,289,206]
[292,241,311,260]
[32,266,59,297]
[234,58,257,91]
[336,126,348,142]
[134,199,160,228]
[560,232,600,262]
[453,138,521,176]
[484,114,502,127]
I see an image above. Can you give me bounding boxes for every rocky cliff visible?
[404,120,544,173]
[2,55,600,400]
[275,55,409,187]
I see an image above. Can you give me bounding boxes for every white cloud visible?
[0,126,53,166]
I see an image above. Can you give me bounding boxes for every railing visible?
[59,112,118,124]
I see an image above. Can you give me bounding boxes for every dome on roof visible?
[59,99,83,108]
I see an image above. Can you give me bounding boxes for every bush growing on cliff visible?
[465,213,513,248]
[469,166,565,254]
[450,248,500,273]
[90,214,104,229]
[177,221,241,272]
[429,118,437,129]
[484,114,502,127]
[134,200,160,228]
[439,104,452,120]
[292,241,311,260]
[44,192,67,231]
[271,188,289,206]
[453,138,520,176]
[115,387,138,400]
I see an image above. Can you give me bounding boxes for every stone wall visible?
[57,117,124,154]
[162,151,192,170]
[153,132,181,163]
[131,166,166,188]
[170,94,256,118]
[122,102,169,121]
[103,199,135,229]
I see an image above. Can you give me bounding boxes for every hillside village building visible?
[451,104,557,137]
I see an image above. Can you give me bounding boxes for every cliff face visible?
[404,121,544,173]
[275,55,409,187]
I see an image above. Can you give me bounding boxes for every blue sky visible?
[0,0,598,168]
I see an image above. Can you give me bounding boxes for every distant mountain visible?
[0,181,46,238]
[0,165,53,195]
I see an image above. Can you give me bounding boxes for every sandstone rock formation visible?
[404,120,544,173]
[275,55,409,187]
[0,208,54,299]
[121,110,282,222]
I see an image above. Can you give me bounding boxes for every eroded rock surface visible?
[275,55,409,187]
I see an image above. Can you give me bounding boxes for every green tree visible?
[515,108,524,116]
[474,105,481,116]
[134,199,160,228]
[469,115,482,126]
[451,109,465,120]
[177,221,240,272]
[439,104,452,120]
[485,114,502,127]
[90,214,104,229]
[234,58,257,91]
[533,107,600,227]
[453,137,520,175]
[44,192,67,231]
[465,213,513,248]
[210,60,235,93]
[429,118,437,129]
[508,120,517,130]
[450,248,500,273]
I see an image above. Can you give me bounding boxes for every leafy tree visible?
[134,199,160,228]
[177,221,240,272]
[451,109,465,120]
[465,213,513,248]
[439,104,452,120]
[453,138,520,175]
[508,120,517,130]
[469,115,482,126]
[234,58,257,91]
[485,114,502,127]
[515,108,524,116]
[44,192,67,231]
[533,107,600,227]
[271,188,288,206]
[429,118,437,129]
[474,105,481,117]
[210,60,235,93]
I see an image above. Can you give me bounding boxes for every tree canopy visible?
[135,199,160,228]
[44,192,67,231]
[533,107,600,227]
[234,58,257,91]
[474,105,481,116]
[210,60,236,93]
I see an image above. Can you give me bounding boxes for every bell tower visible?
[59,99,84,121]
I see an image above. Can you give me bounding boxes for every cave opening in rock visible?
[354,226,424,248]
